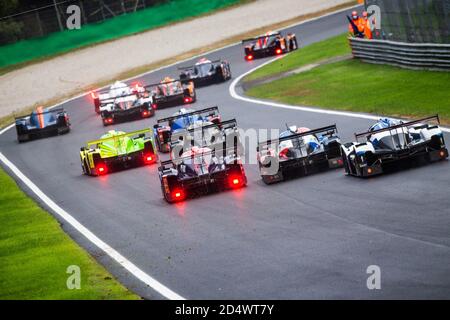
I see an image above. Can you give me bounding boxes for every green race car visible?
[80,128,157,176]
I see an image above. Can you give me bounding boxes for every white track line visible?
[0,152,185,300]
[229,50,450,134]
[0,4,361,300]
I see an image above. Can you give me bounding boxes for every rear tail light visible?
[96,164,107,175]
[245,55,254,61]
[276,48,282,55]
[144,154,155,164]
[367,168,373,175]
[184,97,193,104]
[142,110,149,117]
[172,189,185,201]
[229,175,244,188]
[104,118,113,124]
[151,103,157,109]
[440,150,446,158]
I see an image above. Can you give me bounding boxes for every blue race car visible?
[15,106,71,143]
[153,106,221,153]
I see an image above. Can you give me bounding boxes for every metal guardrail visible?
[349,38,450,71]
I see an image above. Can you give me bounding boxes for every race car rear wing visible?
[14,107,65,120]
[144,79,187,88]
[98,91,145,105]
[85,128,152,148]
[159,146,241,170]
[354,115,440,142]
[257,124,338,151]
[241,32,282,43]
[177,60,222,70]
[155,106,219,124]
[173,119,237,140]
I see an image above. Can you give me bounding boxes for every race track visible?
[1,7,450,299]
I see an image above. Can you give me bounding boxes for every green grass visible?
[0,0,248,71]
[0,168,139,299]
[244,34,351,82]
[245,35,450,124]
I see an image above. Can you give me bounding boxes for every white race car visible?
[91,81,149,114]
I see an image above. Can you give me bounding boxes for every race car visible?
[158,146,247,203]
[91,81,146,114]
[257,124,343,184]
[100,91,155,126]
[15,106,70,143]
[147,77,196,109]
[153,106,221,153]
[80,128,157,176]
[242,31,298,61]
[341,115,448,177]
[178,58,232,87]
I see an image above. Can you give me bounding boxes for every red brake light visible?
[97,164,107,175]
[229,176,243,188]
[144,154,154,163]
[246,55,253,61]
[142,111,149,117]
[276,48,282,55]
[152,103,157,109]
[184,97,192,104]
[172,189,185,201]
[104,118,113,124]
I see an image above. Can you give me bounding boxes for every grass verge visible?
[245,35,450,124]
[0,0,250,72]
[0,167,139,299]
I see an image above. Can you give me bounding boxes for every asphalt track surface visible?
[1,7,450,299]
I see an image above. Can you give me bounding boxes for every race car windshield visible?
[195,63,213,76]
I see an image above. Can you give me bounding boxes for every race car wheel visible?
[58,126,71,135]
[17,134,30,143]
[342,154,352,175]
[81,158,89,175]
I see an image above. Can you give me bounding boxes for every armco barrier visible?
[349,38,450,71]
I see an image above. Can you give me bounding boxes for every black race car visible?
[257,125,343,184]
[15,107,70,143]
[341,116,448,177]
[179,58,231,87]
[158,146,247,203]
[100,91,155,126]
[242,31,298,61]
[147,77,196,109]
[153,106,221,153]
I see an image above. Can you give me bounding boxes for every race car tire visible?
[17,134,30,143]
[342,154,352,175]
[81,159,89,175]
[58,126,71,135]
[262,172,283,185]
